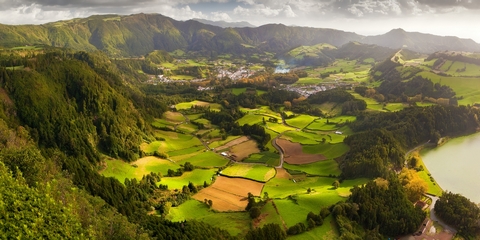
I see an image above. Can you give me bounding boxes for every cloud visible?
[210,11,232,21]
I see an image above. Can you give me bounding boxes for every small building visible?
[335,131,343,135]
[220,152,228,157]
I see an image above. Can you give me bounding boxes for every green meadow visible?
[243,152,280,166]
[175,151,230,168]
[221,164,276,182]
[283,159,341,176]
[168,200,251,237]
[160,169,217,190]
[302,143,349,159]
[101,157,180,182]
[285,115,317,129]
[418,71,480,105]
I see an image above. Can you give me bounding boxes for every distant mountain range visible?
[0,13,478,57]
[192,19,256,28]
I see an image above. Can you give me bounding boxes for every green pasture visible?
[175,100,210,110]
[186,113,203,120]
[208,135,242,149]
[147,131,202,153]
[221,164,276,182]
[281,131,319,145]
[168,200,251,237]
[209,103,222,112]
[160,169,216,190]
[275,194,342,228]
[176,122,198,134]
[306,116,353,131]
[243,152,280,166]
[384,103,405,112]
[418,71,480,105]
[101,158,180,182]
[288,215,339,240]
[165,113,186,124]
[258,201,284,228]
[167,146,205,157]
[175,151,230,168]
[266,122,296,133]
[264,176,339,199]
[152,119,176,129]
[170,75,195,80]
[101,159,136,182]
[314,102,342,116]
[302,143,349,159]
[285,115,317,129]
[236,114,265,126]
[296,77,323,85]
[283,159,341,176]
[265,129,279,153]
[193,118,212,128]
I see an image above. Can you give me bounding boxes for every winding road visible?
[271,135,285,168]
[425,194,457,234]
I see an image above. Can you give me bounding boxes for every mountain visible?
[192,18,256,28]
[0,14,478,57]
[360,28,480,53]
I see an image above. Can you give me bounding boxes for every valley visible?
[1,13,480,240]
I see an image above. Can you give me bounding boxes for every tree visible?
[333,180,340,189]
[283,101,292,109]
[207,199,213,208]
[249,207,261,219]
[435,192,480,237]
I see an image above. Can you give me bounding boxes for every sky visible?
[0,0,479,42]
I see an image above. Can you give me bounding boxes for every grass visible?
[176,122,198,134]
[160,169,217,190]
[283,159,341,176]
[243,152,280,166]
[266,122,296,133]
[168,200,251,237]
[166,146,205,157]
[264,176,340,198]
[287,215,339,240]
[175,100,210,110]
[281,131,319,145]
[285,115,317,129]
[305,115,356,132]
[101,159,137,182]
[170,75,195,80]
[236,114,265,126]
[384,103,405,112]
[258,201,284,228]
[302,143,349,159]
[221,164,276,182]
[144,131,203,153]
[101,157,180,182]
[208,135,242,149]
[418,71,480,105]
[176,151,230,168]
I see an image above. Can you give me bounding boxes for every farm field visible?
[243,152,280,166]
[384,103,406,112]
[418,71,480,105]
[141,131,202,154]
[257,200,284,228]
[160,169,216,190]
[266,122,296,133]
[302,143,349,159]
[174,151,229,167]
[229,140,260,161]
[193,176,264,211]
[283,159,341,176]
[306,116,355,131]
[288,215,339,240]
[285,114,317,129]
[101,157,181,181]
[175,100,210,110]
[221,164,276,182]
[168,200,250,237]
[277,138,326,164]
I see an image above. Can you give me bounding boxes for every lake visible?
[422,132,480,203]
